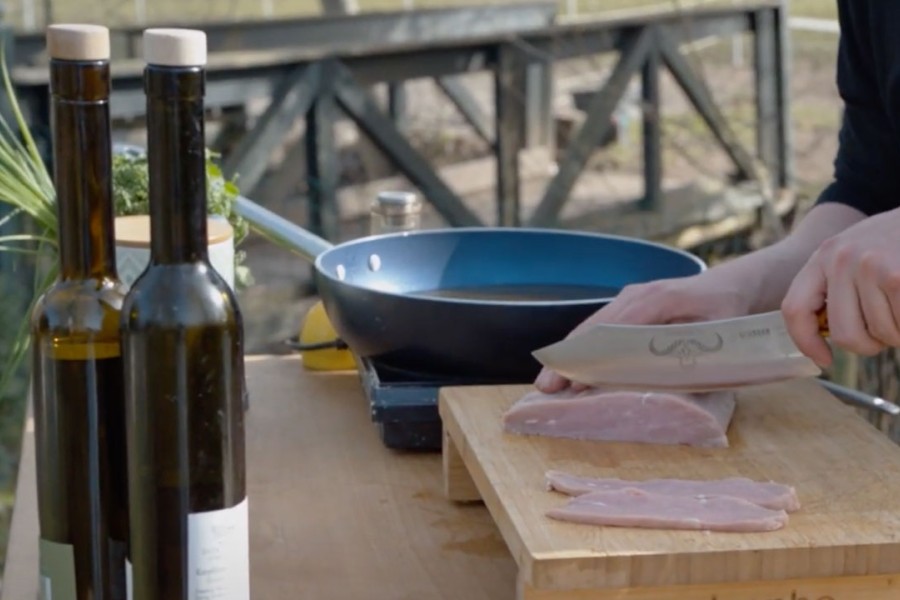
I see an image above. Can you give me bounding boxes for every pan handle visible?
[234,195,334,263]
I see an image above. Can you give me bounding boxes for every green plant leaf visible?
[1,48,54,195]
[0,207,22,230]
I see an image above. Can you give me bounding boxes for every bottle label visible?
[188,497,250,600]
[39,538,77,600]
[126,559,133,600]
[110,539,127,600]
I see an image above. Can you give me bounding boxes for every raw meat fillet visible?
[502,387,737,448]
[545,470,800,512]
[546,487,788,532]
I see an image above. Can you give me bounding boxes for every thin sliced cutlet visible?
[503,387,736,448]
[545,470,801,512]
[546,487,789,532]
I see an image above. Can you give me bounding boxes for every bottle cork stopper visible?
[143,28,207,67]
[46,24,110,61]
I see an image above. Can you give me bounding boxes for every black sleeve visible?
[816,1,900,216]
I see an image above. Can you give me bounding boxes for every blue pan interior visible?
[315,227,705,305]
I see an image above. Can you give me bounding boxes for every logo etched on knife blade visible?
[648,333,724,368]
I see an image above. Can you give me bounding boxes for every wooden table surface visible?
[1,354,517,600]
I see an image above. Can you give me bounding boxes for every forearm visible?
[704,202,868,313]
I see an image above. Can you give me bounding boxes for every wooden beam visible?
[495,43,529,226]
[754,7,778,190]
[387,82,407,131]
[640,35,661,211]
[305,65,340,241]
[754,4,791,189]
[436,76,494,147]
[657,28,758,181]
[332,62,483,227]
[528,29,652,227]
[223,63,322,194]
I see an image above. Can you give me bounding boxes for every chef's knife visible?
[532,309,830,392]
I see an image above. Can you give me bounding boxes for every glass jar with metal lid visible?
[370,190,422,235]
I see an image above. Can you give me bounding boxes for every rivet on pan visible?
[368,254,382,272]
[336,264,346,280]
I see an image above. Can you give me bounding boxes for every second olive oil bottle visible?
[120,28,249,600]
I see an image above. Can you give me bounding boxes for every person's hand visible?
[781,207,900,368]
[534,271,751,393]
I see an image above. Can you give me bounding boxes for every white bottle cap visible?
[46,24,110,61]
[143,28,207,67]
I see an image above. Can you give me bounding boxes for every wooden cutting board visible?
[439,378,900,599]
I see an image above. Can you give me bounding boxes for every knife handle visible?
[817,308,829,337]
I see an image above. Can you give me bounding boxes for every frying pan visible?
[235,197,706,382]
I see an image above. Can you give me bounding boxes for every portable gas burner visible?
[354,355,526,451]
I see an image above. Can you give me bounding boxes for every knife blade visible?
[532,310,828,392]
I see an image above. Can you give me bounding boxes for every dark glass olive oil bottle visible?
[30,23,129,600]
[120,28,249,600]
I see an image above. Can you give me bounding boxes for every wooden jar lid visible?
[115,215,233,248]
[46,24,110,61]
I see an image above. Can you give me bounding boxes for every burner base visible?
[377,420,443,452]
[355,355,525,451]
